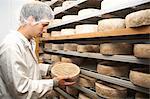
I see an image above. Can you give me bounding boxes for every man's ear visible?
[26,16,35,25]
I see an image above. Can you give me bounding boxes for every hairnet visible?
[20,1,54,24]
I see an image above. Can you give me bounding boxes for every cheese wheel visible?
[39,54,44,63]
[75,24,98,34]
[51,31,61,37]
[125,9,150,28]
[62,1,76,7]
[98,18,125,32]
[134,44,150,58]
[78,93,90,99]
[44,43,52,49]
[51,44,63,50]
[61,29,75,36]
[100,43,133,55]
[135,92,149,99]
[62,15,78,22]
[95,82,127,98]
[78,8,100,16]
[51,55,61,62]
[51,62,80,81]
[79,74,96,88]
[43,54,51,60]
[42,33,51,38]
[97,62,129,77]
[39,46,43,54]
[54,7,63,13]
[129,68,150,88]
[66,86,78,96]
[64,43,78,51]
[61,57,83,65]
[77,45,99,53]
[50,19,62,25]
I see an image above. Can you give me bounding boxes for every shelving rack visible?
[40,0,150,98]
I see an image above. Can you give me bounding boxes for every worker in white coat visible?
[0,1,75,99]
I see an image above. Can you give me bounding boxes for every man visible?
[0,1,74,99]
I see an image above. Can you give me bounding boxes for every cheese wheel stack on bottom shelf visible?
[61,28,75,36]
[51,44,64,51]
[77,45,99,53]
[51,31,61,37]
[44,43,52,49]
[75,24,98,34]
[135,92,149,99]
[95,82,127,98]
[125,9,150,28]
[64,43,78,51]
[78,93,90,99]
[129,68,150,88]
[61,57,83,65]
[98,18,125,31]
[97,61,129,77]
[51,55,61,62]
[79,74,96,88]
[100,43,133,55]
[134,44,150,58]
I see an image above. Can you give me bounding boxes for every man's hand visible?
[53,76,76,87]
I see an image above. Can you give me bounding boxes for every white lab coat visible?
[0,30,53,99]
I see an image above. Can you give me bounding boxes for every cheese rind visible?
[51,44,63,51]
[77,45,99,53]
[64,43,78,51]
[125,9,150,27]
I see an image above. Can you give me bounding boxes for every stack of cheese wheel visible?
[62,15,78,22]
[78,8,100,16]
[77,44,99,53]
[51,31,61,37]
[62,0,76,8]
[61,28,75,36]
[135,92,149,99]
[42,33,51,38]
[95,82,127,98]
[43,54,51,60]
[79,74,96,88]
[50,19,62,25]
[51,55,61,62]
[44,43,52,49]
[51,44,63,51]
[78,93,90,99]
[97,61,129,77]
[51,62,80,81]
[75,24,98,34]
[66,86,79,96]
[134,44,150,58]
[64,43,78,51]
[129,68,150,88]
[61,57,83,65]
[100,43,133,55]
[125,9,150,28]
[98,18,125,31]
[53,7,63,14]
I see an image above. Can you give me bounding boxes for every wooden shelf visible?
[42,26,150,41]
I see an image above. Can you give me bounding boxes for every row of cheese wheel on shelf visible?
[41,43,150,59]
[43,9,150,38]
[40,52,150,89]
[44,61,149,98]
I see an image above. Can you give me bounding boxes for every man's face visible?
[31,20,49,37]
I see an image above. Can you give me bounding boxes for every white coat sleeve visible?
[5,44,54,97]
[38,63,52,76]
